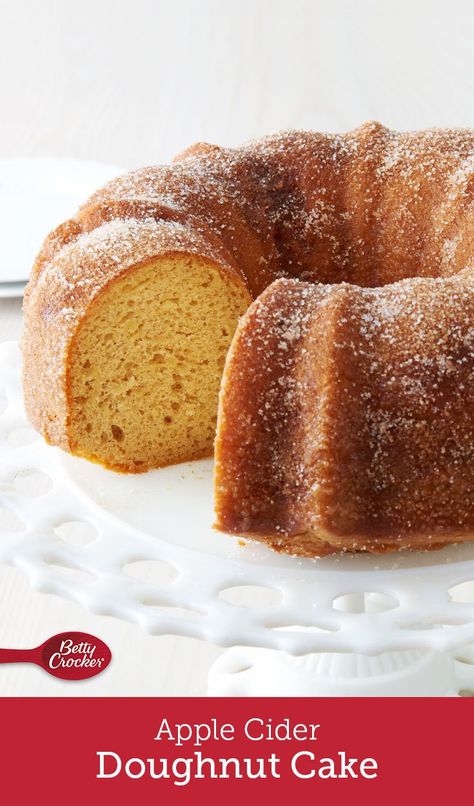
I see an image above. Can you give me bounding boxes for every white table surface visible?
[0,0,473,695]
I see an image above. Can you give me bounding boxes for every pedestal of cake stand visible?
[208,647,474,697]
[207,596,474,697]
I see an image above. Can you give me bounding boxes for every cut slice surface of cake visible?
[23,218,250,471]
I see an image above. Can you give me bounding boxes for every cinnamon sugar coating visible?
[215,274,474,555]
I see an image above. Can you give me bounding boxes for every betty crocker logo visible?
[0,632,112,680]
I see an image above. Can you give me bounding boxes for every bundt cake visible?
[22,122,474,555]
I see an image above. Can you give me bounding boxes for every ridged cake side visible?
[215,274,474,556]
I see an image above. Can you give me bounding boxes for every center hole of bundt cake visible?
[67,255,250,472]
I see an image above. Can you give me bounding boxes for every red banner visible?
[1,698,471,804]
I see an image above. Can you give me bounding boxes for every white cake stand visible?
[2,341,474,696]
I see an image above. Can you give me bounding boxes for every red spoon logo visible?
[0,632,112,680]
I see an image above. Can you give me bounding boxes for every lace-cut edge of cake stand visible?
[207,647,474,697]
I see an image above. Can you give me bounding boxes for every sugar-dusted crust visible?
[215,273,474,555]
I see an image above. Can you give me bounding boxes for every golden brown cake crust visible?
[214,273,474,556]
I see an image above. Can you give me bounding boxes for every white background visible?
[0,0,473,694]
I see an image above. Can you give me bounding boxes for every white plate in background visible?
[0,281,27,299]
[0,158,122,292]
